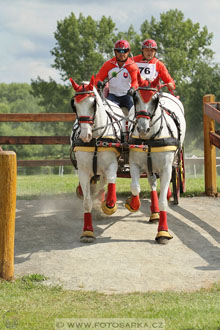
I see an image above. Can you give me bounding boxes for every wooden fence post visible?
[0,150,17,280]
[203,94,217,196]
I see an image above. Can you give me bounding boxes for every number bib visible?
[138,63,157,81]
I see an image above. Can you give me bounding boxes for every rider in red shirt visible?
[95,39,140,111]
[133,39,175,92]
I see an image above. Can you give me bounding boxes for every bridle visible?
[71,90,96,126]
[135,87,158,121]
[71,87,121,140]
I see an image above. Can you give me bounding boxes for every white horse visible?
[125,86,186,244]
[70,76,124,243]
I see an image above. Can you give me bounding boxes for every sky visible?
[1,0,220,85]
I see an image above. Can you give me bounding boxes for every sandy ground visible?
[14,195,220,293]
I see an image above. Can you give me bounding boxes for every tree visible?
[31,10,220,152]
[183,62,220,146]
[31,77,72,113]
[51,13,116,82]
[115,25,140,56]
[139,9,214,84]
[137,9,220,147]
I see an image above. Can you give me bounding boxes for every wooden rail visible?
[17,159,72,166]
[0,136,70,145]
[0,112,76,166]
[15,157,220,167]
[203,95,220,196]
[0,113,76,122]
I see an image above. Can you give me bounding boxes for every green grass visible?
[17,174,77,199]
[0,276,220,329]
[6,175,220,329]
[16,174,220,199]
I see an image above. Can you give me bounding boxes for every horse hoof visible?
[149,212,160,223]
[157,237,169,244]
[125,202,138,213]
[101,201,118,215]
[80,231,96,243]
[76,185,83,200]
[155,231,173,244]
[125,196,141,212]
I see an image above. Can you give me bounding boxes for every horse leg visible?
[155,167,173,244]
[148,174,160,223]
[167,186,172,201]
[101,159,118,215]
[76,182,83,199]
[95,175,106,202]
[78,170,96,243]
[125,157,141,212]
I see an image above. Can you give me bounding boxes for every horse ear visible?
[87,75,95,90]
[69,78,79,91]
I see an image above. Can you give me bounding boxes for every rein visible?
[98,88,136,126]
[134,89,181,175]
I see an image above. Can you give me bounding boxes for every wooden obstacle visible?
[0,112,76,166]
[203,94,220,196]
[0,113,76,281]
[0,150,17,280]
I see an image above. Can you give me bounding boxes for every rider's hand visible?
[167,82,175,90]
[97,81,105,89]
[127,87,136,97]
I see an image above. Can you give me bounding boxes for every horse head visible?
[134,86,159,139]
[70,75,96,143]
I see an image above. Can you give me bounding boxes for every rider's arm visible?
[127,63,140,90]
[157,61,176,91]
[137,72,149,87]
[95,60,115,87]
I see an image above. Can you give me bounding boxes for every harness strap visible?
[70,147,78,170]
[128,137,180,147]
[150,114,163,140]
[147,146,153,176]
[136,110,151,119]
[92,144,100,183]
[78,116,93,124]
[162,111,174,139]
[161,106,182,140]
[74,137,119,147]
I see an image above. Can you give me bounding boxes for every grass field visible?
[0,275,220,330]
[16,173,220,199]
[1,174,219,329]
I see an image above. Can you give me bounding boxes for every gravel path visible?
[14,196,220,293]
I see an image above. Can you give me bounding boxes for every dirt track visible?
[14,195,220,293]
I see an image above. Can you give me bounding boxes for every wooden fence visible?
[0,112,76,166]
[1,106,220,186]
[203,94,220,196]
[0,112,76,280]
